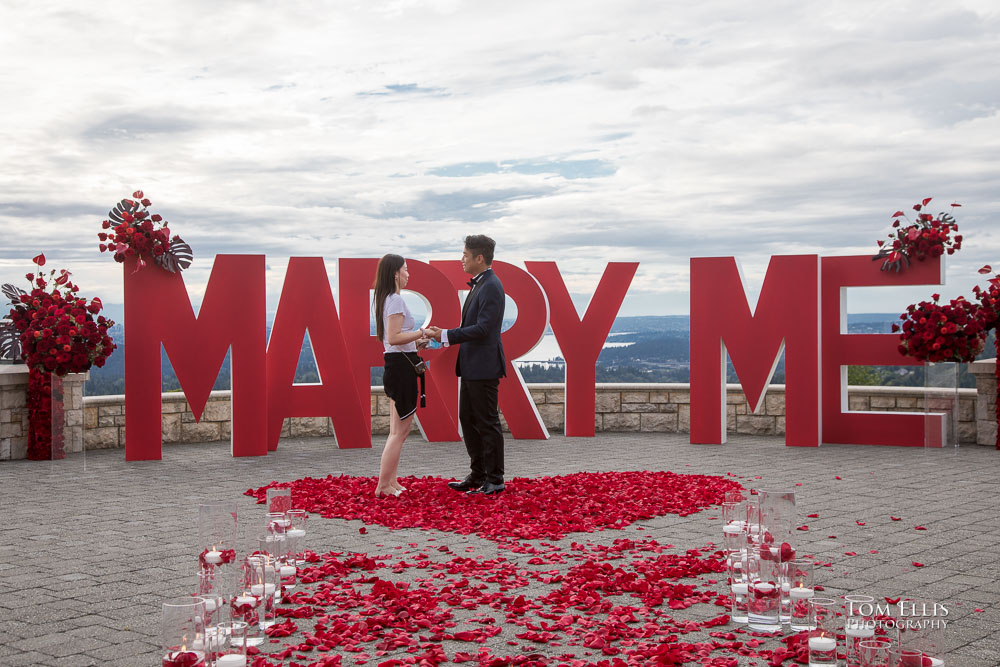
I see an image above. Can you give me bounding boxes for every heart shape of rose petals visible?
[247,471,743,542]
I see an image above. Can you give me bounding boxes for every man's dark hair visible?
[464,234,496,265]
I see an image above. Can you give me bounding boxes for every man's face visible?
[461,247,484,275]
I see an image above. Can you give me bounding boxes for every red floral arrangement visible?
[971,264,1000,328]
[98,190,192,273]
[873,198,962,272]
[972,265,1000,450]
[896,262,1000,451]
[4,254,116,375]
[25,371,66,460]
[3,254,116,459]
[892,294,986,363]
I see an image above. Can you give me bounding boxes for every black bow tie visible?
[468,271,488,288]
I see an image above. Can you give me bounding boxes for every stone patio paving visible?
[1,433,998,666]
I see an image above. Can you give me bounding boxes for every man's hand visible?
[424,326,442,342]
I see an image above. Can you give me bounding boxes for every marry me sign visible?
[123,252,943,461]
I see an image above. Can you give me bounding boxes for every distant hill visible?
[81,312,989,394]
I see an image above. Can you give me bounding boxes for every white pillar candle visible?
[723,523,743,534]
[249,583,275,597]
[781,582,791,593]
[234,595,257,607]
[926,658,944,666]
[753,582,775,594]
[203,598,218,613]
[844,622,875,638]
[286,529,305,538]
[215,655,247,667]
[731,582,749,595]
[204,551,223,565]
[789,587,814,600]
[279,565,296,577]
[808,636,837,652]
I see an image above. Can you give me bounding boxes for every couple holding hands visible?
[373,235,506,498]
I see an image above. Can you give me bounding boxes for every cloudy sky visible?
[1,0,998,319]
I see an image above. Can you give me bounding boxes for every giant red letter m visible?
[124,255,266,461]
[690,256,820,446]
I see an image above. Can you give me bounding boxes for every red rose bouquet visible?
[4,254,117,459]
[873,198,962,272]
[98,190,192,273]
[892,294,986,363]
[4,254,116,375]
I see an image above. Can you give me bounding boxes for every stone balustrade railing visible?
[2,361,996,459]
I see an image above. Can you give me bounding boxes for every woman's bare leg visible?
[375,399,413,496]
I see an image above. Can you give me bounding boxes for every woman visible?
[373,254,428,498]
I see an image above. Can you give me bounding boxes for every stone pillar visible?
[0,364,88,460]
[969,358,997,447]
[0,364,29,460]
[61,372,88,454]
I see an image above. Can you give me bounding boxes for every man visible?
[426,235,506,495]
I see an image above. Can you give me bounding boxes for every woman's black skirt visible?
[383,352,425,419]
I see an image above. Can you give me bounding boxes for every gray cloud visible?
[378,187,554,222]
[82,112,202,140]
[1,1,998,316]
[429,159,616,179]
[358,83,449,97]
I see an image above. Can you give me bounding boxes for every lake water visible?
[514,332,634,364]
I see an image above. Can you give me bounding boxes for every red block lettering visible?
[338,258,462,442]
[123,255,266,460]
[431,260,550,439]
[525,261,638,437]
[689,256,820,446]
[266,257,370,451]
[821,255,944,446]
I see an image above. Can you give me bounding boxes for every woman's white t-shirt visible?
[383,293,417,353]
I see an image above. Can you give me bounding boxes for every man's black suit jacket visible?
[447,268,506,380]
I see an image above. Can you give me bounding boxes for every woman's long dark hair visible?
[373,254,405,343]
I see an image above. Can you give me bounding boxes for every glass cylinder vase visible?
[198,502,239,578]
[161,597,208,667]
[23,369,87,469]
[924,361,959,453]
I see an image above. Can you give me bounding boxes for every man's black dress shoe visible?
[469,482,504,495]
[448,478,483,492]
